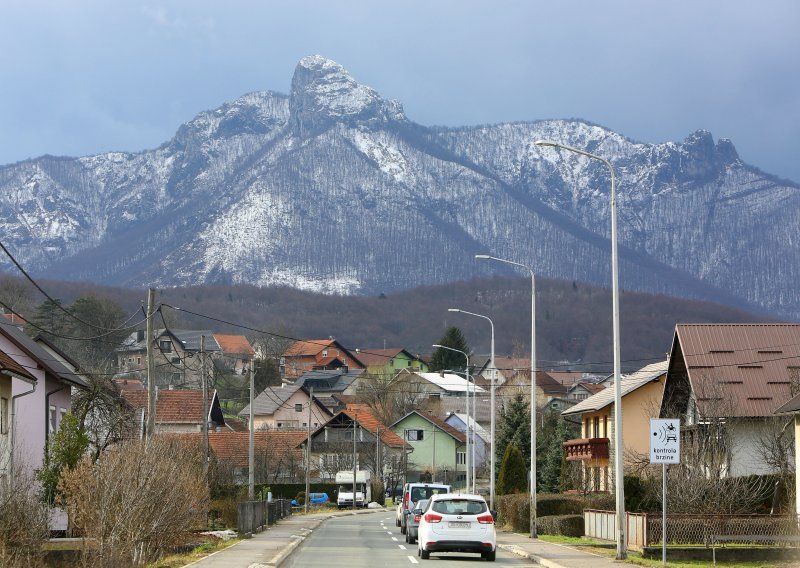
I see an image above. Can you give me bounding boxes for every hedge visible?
[537,515,584,537]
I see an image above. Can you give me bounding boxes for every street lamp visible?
[476,254,537,539]
[448,308,496,510]
[435,346,473,492]
[432,343,475,491]
[534,139,625,559]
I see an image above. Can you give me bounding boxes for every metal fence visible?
[584,510,799,549]
[238,499,292,533]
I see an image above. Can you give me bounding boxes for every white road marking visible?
[392,537,398,541]
[387,531,393,535]
[407,556,419,564]
[398,544,407,550]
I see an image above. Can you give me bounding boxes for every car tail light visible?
[414,514,421,523]
[424,513,443,523]
[404,492,409,508]
[477,514,494,524]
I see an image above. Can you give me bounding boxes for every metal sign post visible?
[650,419,680,565]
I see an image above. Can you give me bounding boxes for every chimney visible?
[342,365,348,374]
[137,329,145,342]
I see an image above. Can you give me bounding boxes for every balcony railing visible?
[563,437,609,461]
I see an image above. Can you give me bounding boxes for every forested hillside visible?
[1,274,773,373]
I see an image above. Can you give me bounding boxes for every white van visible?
[398,482,451,534]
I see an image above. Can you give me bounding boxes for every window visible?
[160,340,172,353]
[295,404,303,412]
[321,350,328,358]
[49,405,57,434]
[456,451,466,465]
[406,429,424,441]
[0,397,8,435]
[137,357,141,364]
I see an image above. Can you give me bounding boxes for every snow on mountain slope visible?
[1,55,798,319]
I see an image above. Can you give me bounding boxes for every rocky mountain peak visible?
[289,55,405,137]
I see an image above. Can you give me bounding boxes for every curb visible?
[498,543,564,568]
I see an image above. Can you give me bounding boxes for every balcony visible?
[563,437,609,461]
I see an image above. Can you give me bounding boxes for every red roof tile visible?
[343,403,407,448]
[283,339,336,357]
[673,324,800,418]
[208,431,307,467]
[121,389,215,424]
[213,334,255,356]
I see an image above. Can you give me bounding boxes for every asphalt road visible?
[283,510,531,567]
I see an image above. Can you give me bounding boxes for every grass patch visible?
[535,535,790,568]
[146,537,239,568]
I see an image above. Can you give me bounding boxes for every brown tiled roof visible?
[283,339,335,357]
[356,348,405,367]
[342,403,407,448]
[547,371,586,387]
[207,431,307,467]
[0,348,36,381]
[213,334,255,356]
[674,324,800,418]
[580,383,606,394]
[113,378,145,391]
[408,411,467,444]
[1,312,27,325]
[121,389,216,424]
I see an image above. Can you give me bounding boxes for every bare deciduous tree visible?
[59,436,209,567]
[0,461,49,568]
[71,375,137,462]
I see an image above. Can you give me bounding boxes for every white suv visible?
[417,493,496,561]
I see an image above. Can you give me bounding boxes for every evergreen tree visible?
[27,298,70,341]
[537,408,577,493]
[37,412,89,505]
[497,444,528,495]
[430,326,471,372]
[496,392,531,474]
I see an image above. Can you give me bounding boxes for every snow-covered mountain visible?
[1,55,799,318]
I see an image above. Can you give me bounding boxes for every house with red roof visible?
[307,403,407,482]
[213,334,255,376]
[120,388,225,435]
[661,323,800,477]
[281,339,364,380]
[207,430,308,484]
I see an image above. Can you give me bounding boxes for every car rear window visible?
[410,486,448,501]
[431,499,487,515]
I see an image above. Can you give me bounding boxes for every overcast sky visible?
[1,1,798,182]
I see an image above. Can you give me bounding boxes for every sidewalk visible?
[186,508,384,568]
[496,529,623,568]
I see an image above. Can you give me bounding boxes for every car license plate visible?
[449,521,470,529]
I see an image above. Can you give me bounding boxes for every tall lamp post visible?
[434,345,472,492]
[476,254,537,539]
[448,308,496,510]
[534,139,625,559]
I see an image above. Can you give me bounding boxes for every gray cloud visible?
[1,0,798,181]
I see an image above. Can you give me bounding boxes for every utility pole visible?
[305,386,313,514]
[353,417,358,511]
[201,335,209,478]
[146,288,156,442]
[248,363,255,500]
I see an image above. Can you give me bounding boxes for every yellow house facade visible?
[561,361,667,492]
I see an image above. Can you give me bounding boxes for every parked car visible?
[405,498,429,544]
[417,493,496,561]
[399,482,451,534]
[309,492,330,504]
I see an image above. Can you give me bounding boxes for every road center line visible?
[392,536,398,541]
[398,544,406,550]
[407,556,419,564]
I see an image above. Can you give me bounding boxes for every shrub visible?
[60,436,209,567]
[295,491,306,505]
[371,479,385,506]
[496,493,529,533]
[536,493,584,516]
[537,514,584,537]
[498,445,527,495]
[0,471,49,567]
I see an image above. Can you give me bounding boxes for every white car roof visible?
[428,493,486,502]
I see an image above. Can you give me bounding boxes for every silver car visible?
[404,498,429,544]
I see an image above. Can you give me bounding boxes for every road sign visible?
[650,419,680,464]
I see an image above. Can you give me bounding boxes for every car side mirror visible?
[491,510,498,520]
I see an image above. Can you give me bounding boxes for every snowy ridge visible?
[0,56,799,318]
